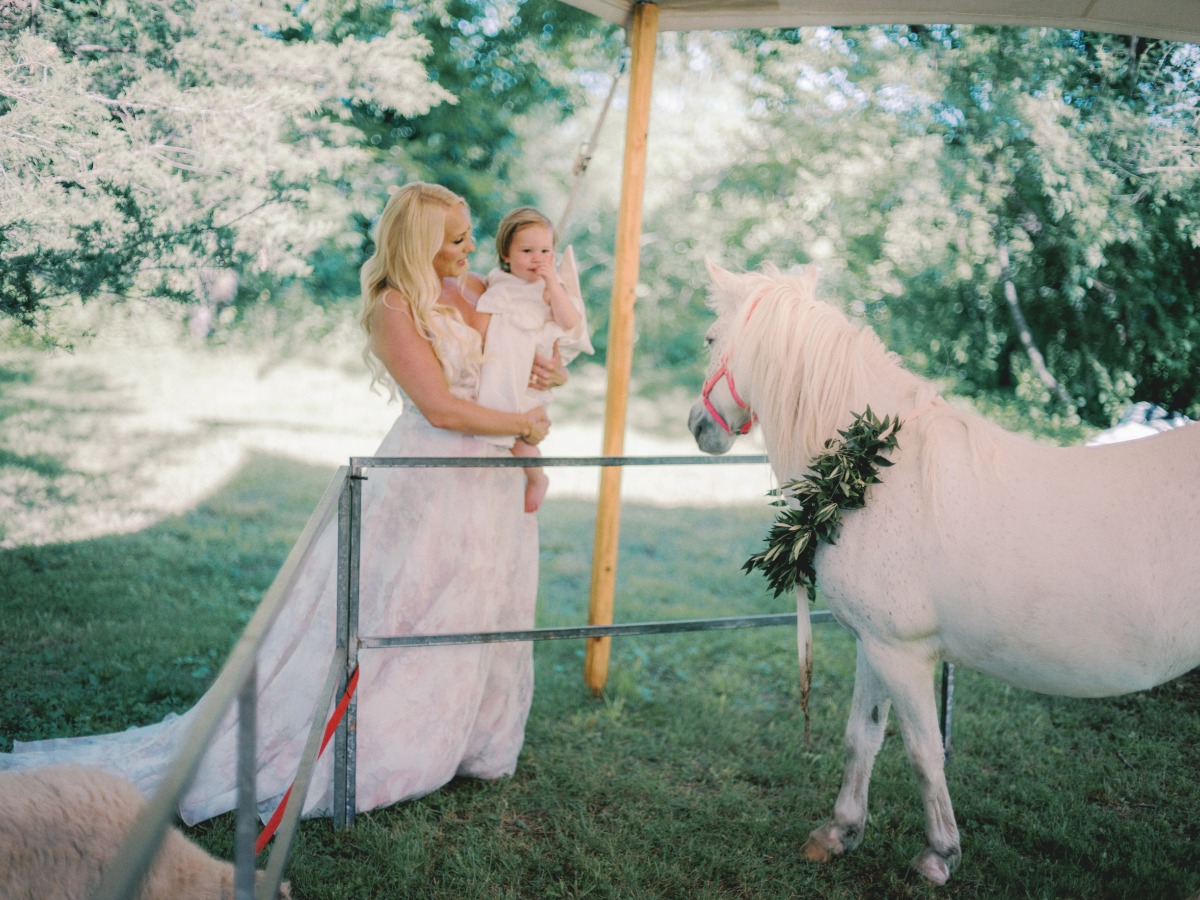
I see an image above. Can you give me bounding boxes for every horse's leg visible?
[865,644,961,885]
[802,643,891,862]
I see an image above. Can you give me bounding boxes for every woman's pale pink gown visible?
[2,316,538,825]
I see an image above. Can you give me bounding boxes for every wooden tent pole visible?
[584,1,659,694]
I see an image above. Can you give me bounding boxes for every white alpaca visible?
[0,765,290,899]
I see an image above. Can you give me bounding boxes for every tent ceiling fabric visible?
[560,0,1200,44]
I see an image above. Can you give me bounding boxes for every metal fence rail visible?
[349,454,770,468]
[359,611,832,650]
[329,453,776,829]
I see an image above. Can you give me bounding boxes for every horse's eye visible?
[703,335,714,348]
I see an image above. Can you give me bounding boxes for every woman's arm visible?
[371,292,550,443]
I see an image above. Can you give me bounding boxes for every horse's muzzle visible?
[688,400,737,455]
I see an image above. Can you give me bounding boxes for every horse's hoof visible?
[802,822,857,862]
[910,846,960,885]
[801,838,834,863]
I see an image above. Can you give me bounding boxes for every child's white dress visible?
[476,246,593,447]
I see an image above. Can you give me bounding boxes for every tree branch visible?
[74,44,133,54]
[996,228,1074,408]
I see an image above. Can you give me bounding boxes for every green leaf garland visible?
[744,407,901,601]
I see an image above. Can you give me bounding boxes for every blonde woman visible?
[3,183,567,824]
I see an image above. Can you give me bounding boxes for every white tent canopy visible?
[562,0,1200,44]
[556,0,1200,692]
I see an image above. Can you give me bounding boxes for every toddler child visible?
[476,207,593,512]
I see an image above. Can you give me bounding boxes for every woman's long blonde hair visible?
[359,182,470,395]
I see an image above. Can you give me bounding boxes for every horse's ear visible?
[705,257,737,290]
[704,257,744,312]
[799,263,820,294]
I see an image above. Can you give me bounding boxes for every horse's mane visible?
[727,266,975,478]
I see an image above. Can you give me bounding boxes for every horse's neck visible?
[766,369,932,478]
[758,319,939,477]
[858,357,931,421]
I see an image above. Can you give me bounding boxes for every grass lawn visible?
[1,338,1198,899]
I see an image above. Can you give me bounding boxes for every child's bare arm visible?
[535,258,580,330]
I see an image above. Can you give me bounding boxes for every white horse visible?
[688,260,1200,885]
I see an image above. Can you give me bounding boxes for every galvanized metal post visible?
[334,465,364,830]
[344,466,362,829]
[234,659,258,899]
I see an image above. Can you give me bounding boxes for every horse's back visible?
[1073,419,1200,484]
[824,421,1200,698]
[1030,424,1200,553]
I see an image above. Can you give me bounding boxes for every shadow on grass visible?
[0,453,336,744]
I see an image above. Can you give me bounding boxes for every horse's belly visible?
[946,642,1196,698]
[820,510,1200,699]
[934,575,1200,697]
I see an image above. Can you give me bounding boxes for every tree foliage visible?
[300,0,621,301]
[3,4,1198,425]
[888,28,1200,423]
[0,0,619,335]
[379,0,620,231]
[0,0,449,342]
[569,25,1200,425]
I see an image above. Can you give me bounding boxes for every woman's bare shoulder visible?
[379,286,410,308]
[373,290,418,346]
[462,272,487,302]
[376,288,415,321]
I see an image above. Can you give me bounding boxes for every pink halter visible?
[700,295,764,436]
